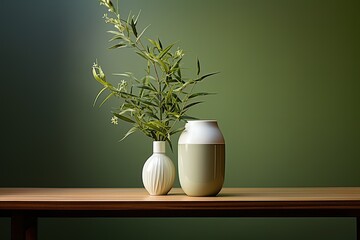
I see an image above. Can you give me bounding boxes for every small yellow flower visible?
[118,80,127,91]
[175,49,184,58]
[111,116,118,125]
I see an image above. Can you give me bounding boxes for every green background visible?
[1,0,359,239]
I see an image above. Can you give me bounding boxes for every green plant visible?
[92,0,218,149]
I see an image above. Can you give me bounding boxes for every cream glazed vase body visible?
[178,120,225,197]
[142,141,175,195]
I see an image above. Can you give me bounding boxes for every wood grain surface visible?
[1,187,360,202]
[0,188,359,215]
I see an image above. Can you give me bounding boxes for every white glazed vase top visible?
[178,120,225,197]
[142,141,175,196]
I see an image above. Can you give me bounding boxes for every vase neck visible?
[153,141,166,153]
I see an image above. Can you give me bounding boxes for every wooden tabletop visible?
[1,188,360,217]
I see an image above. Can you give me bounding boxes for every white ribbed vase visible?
[142,141,175,195]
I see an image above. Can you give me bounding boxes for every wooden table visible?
[1,187,360,240]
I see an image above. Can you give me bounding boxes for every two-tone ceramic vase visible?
[178,120,225,196]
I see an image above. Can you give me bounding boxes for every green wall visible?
[0,0,359,239]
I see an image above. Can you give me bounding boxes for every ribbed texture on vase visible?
[142,153,175,195]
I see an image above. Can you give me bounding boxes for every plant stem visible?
[180,82,197,114]
[152,63,162,121]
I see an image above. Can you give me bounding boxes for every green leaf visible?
[107,0,116,12]
[170,58,182,72]
[174,80,193,92]
[144,111,159,120]
[99,92,115,107]
[119,91,139,99]
[147,75,157,81]
[93,87,107,107]
[188,92,215,99]
[158,38,163,49]
[130,18,138,37]
[171,93,182,103]
[154,57,168,72]
[92,68,106,85]
[166,111,180,119]
[109,35,124,42]
[158,43,174,59]
[147,82,157,93]
[138,99,158,107]
[126,10,132,25]
[122,102,134,107]
[107,30,122,35]
[119,108,136,115]
[177,72,183,82]
[179,115,199,120]
[92,64,109,85]
[196,58,200,75]
[136,51,149,61]
[109,43,127,49]
[119,126,138,141]
[148,38,161,50]
[113,112,135,123]
[194,72,220,82]
[170,127,185,135]
[136,85,157,92]
[113,73,131,77]
[136,24,150,43]
[134,10,141,25]
[148,38,157,47]
[145,123,165,136]
[147,120,167,134]
[166,138,173,152]
[183,101,203,110]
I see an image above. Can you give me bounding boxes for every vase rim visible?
[187,120,217,123]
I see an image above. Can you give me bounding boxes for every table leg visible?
[357,217,359,240]
[11,215,37,240]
